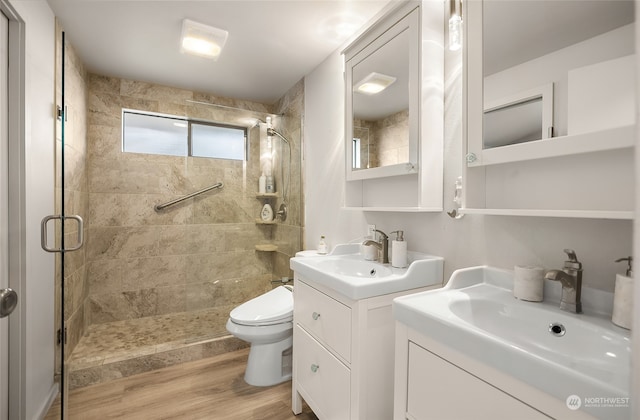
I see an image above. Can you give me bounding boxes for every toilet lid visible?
[230,286,293,326]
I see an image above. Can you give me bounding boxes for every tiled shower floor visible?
[67,307,247,389]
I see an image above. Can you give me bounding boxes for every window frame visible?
[122,108,248,161]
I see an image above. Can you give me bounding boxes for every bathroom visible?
[1,0,637,419]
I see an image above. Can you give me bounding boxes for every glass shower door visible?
[41,30,85,419]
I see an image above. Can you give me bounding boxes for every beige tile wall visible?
[84,75,303,339]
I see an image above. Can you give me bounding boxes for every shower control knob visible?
[310,364,319,373]
[312,312,320,320]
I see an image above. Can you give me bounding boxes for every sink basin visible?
[393,266,631,420]
[312,258,394,278]
[290,244,443,299]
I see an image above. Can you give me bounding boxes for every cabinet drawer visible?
[295,325,350,419]
[295,280,351,362]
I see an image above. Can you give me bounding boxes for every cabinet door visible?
[406,343,550,420]
[295,326,351,419]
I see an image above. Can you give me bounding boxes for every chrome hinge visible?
[57,327,68,345]
[56,105,68,122]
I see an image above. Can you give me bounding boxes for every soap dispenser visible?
[390,230,407,268]
[612,256,633,329]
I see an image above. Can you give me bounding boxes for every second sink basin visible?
[394,266,631,420]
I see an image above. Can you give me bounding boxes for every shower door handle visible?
[40,214,84,253]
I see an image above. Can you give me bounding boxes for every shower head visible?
[251,117,290,145]
[267,127,290,145]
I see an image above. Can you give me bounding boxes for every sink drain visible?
[369,268,377,277]
[549,322,566,337]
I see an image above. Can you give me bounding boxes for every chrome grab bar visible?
[154,182,224,211]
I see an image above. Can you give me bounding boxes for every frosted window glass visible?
[191,123,246,160]
[123,112,188,156]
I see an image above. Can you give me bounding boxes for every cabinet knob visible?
[312,312,320,320]
[310,364,319,373]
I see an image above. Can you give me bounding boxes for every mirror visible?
[483,83,553,149]
[467,0,635,165]
[344,4,419,181]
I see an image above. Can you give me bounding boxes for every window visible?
[122,109,247,160]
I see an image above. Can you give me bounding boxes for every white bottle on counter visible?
[317,235,328,254]
[612,256,633,329]
[391,230,407,268]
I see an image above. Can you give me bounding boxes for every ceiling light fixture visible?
[354,72,397,95]
[180,19,228,60]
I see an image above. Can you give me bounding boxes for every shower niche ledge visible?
[255,243,278,252]
[255,219,277,225]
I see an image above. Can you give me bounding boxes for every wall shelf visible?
[460,208,634,220]
[255,219,276,225]
[256,193,279,199]
[255,243,278,252]
[343,206,442,213]
[467,124,635,167]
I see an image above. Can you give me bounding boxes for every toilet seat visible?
[230,286,293,326]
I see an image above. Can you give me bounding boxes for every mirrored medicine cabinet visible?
[342,0,444,211]
[463,0,636,219]
[344,2,420,181]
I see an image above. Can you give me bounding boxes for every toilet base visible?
[244,335,293,386]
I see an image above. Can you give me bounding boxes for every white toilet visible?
[225,285,294,386]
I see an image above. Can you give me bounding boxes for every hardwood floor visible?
[45,348,318,420]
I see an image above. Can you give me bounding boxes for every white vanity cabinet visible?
[292,275,436,419]
[394,323,594,420]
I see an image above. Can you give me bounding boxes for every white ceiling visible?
[46,0,392,105]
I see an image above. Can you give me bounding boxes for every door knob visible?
[0,288,18,318]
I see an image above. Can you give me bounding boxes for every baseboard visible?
[35,382,59,420]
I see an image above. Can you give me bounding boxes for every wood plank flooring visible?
[45,348,318,420]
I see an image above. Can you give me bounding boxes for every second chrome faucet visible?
[545,249,583,314]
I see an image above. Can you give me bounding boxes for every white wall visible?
[9,0,57,418]
[304,51,367,250]
[303,23,633,294]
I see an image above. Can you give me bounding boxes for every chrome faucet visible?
[362,229,389,264]
[544,249,583,314]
